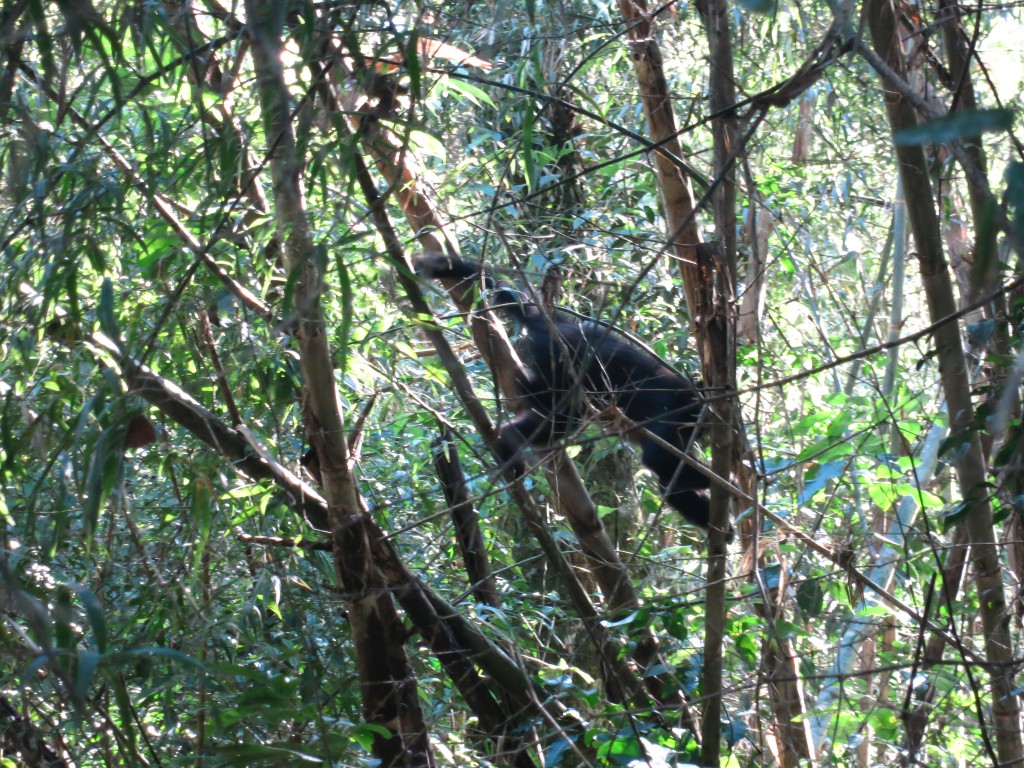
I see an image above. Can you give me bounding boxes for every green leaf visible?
[797,578,824,616]
[335,253,354,374]
[790,411,831,435]
[404,32,421,97]
[206,743,323,764]
[121,646,210,672]
[190,477,215,579]
[97,278,121,347]
[409,130,446,163]
[736,0,776,12]
[54,586,74,651]
[522,105,536,190]
[796,438,852,463]
[895,484,943,508]
[722,717,748,746]
[352,722,393,750]
[83,421,126,543]
[894,108,1014,145]
[443,77,495,107]
[1006,162,1024,245]
[75,586,107,653]
[544,738,575,765]
[74,650,100,701]
[111,674,136,750]
[867,481,899,510]
[937,501,969,532]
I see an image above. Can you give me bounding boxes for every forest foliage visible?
[1,0,1024,766]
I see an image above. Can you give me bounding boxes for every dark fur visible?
[419,255,727,540]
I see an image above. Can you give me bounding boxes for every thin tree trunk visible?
[432,427,502,608]
[697,2,809,765]
[938,0,998,303]
[757,564,812,766]
[901,526,970,763]
[866,3,1023,763]
[791,92,816,163]
[246,7,435,766]
[737,198,772,344]
[695,0,739,759]
[615,0,704,313]
[883,175,909,399]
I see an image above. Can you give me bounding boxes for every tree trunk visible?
[737,199,772,344]
[695,0,742,761]
[246,7,435,766]
[432,427,502,608]
[615,0,704,314]
[866,2,1023,763]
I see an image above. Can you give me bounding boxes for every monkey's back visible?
[516,312,700,441]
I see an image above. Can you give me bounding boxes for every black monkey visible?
[418,255,730,541]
